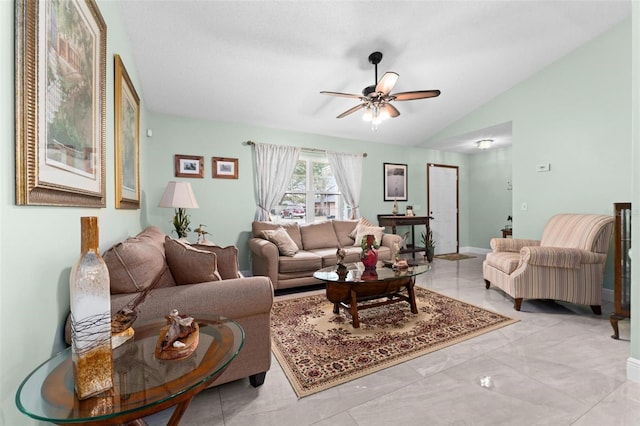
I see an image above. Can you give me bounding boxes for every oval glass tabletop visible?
[16,315,244,424]
[314,261,431,283]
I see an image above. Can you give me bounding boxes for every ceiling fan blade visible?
[393,90,441,101]
[336,103,365,119]
[383,103,400,118]
[320,91,363,99]
[375,72,399,96]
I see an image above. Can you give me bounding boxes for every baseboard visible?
[627,357,640,383]
[460,246,490,255]
[602,288,614,303]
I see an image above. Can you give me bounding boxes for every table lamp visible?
[158,181,199,239]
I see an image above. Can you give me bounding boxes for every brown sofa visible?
[66,226,274,388]
[249,219,403,290]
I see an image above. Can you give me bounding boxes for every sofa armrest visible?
[520,246,583,269]
[490,238,540,253]
[248,237,279,285]
[381,233,403,249]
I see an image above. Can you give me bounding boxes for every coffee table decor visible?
[155,309,200,360]
[271,287,518,397]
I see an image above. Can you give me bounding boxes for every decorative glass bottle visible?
[70,217,113,399]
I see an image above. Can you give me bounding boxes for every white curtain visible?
[254,143,301,221]
[327,151,363,219]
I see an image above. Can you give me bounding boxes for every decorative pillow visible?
[353,225,385,248]
[164,237,222,285]
[332,220,359,247]
[252,221,303,248]
[348,217,377,239]
[261,228,299,256]
[191,244,240,279]
[104,227,176,294]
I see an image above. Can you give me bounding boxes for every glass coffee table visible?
[16,314,243,425]
[314,261,431,328]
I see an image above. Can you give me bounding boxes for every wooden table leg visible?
[406,279,418,314]
[167,397,193,426]
[350,289,360,328]
[333,302,339,314]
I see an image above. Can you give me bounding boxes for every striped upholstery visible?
[482,214,614,311]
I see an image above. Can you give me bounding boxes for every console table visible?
[377,215,430,259]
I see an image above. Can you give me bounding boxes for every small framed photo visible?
[383,163,408,201]
[212,157,239,179]
[174,155,204,178]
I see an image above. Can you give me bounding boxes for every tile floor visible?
[145,254,639,426]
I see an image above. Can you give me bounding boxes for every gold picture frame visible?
[212,157,238,179]
[114,54,140,209]
[15,0,107,207]
[175,155,204,178]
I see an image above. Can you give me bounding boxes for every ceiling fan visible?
[320,51,441,129]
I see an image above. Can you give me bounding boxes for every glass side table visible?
[16,314,243,425]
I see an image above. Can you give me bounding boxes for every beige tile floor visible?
[145,254,639,426]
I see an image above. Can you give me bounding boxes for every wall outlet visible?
[521,202,528,211]
[536,163,550,172]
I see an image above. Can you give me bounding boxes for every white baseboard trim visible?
[460,246,490,255]
[627,357,640,383]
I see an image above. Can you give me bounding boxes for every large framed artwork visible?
[15,0,107,207]
[114,54,140,209]
[383,163,408,201]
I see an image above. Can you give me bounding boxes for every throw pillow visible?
[348,216,377,239]
[191,244,240,279]
[164,237,222,285]
[104,227,176,294]
[261,228,299,256]
[353,225,385,248]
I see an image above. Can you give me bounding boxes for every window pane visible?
[312,162,337,192]
[287,160,306,192]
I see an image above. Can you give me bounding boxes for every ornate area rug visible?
[270,287,517,397]
[435,253,476,261]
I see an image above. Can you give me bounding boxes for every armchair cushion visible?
[485,252,521,275]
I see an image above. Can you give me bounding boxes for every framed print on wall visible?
[175,155,204,178]
[212,157,238,179]
[114,54,140,209]
[383,163,408,201]
[15,0,107,207]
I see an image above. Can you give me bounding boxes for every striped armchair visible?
[483,214,614,313]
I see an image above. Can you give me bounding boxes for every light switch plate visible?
[536,163,550,172]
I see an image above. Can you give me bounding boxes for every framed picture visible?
[383,163,408,201]
[175,155,204,178]
[212,157,239,179]
[114,54,140,209]
[15,0,107,207]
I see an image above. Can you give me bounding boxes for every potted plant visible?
[421,230,436,262]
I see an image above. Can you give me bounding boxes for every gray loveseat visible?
[249,219,403,290]
[66,226,274,388]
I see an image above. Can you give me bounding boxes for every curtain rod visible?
[245,140,367,157]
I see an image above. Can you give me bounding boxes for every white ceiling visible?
[120,1,630,153]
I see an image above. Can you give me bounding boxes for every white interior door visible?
[427,164,459,255]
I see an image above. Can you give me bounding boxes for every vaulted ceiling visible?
[120,1,630,153]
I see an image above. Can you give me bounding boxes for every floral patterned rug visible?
[271,287,517,397]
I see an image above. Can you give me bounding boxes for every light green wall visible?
[430,18,637,374]
[630,1,639,370]
[1,2,149,423]
[144,113,470,270]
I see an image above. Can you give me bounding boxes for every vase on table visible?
[69,217,113,400]
[361,234,378,270]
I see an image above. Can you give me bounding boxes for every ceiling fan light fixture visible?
[362,107,373,122]
[476,139,493,149]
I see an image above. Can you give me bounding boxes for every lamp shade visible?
[158,181,199,208]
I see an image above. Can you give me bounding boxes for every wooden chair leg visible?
[590,305,602,315]
[514,298,523,311]
[484,279,490,289]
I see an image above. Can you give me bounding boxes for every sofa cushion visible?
[485,251,521,274]
[253,221,303,249]
[348,217,377,239]
[191,244,240,279]
[278,251,323,273]
[165,237,222,285]
[104,227,176,294]
[353,225,385,248]
[261,228,299,256]
[300,221,340,250]
[332,220,358,247]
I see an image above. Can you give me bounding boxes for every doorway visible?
[427,163,459,255]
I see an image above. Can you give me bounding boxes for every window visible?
[274,154,347,223]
